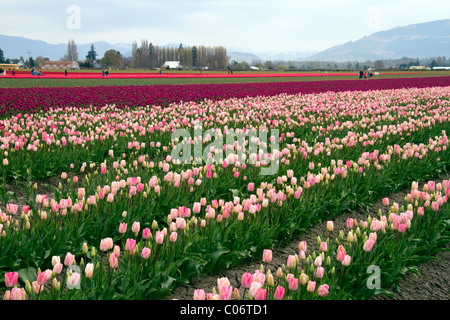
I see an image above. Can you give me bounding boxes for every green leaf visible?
[229,189,240,198]
[17,267,37,284]
[372,288,396,299]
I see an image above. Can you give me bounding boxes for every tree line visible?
[1,38,449,71]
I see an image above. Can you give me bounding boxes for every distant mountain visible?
[254,50,318,62]
[227,45,317,63]
[306,19,450,62]
[2,19,449,64]
[228,51,261,64]
[0,34,132,61]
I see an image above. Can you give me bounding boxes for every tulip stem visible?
[339,267,346,288]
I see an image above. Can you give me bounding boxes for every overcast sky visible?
[1,0,449,53]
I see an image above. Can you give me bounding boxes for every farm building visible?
[42,61,80,70]
[162,61,183,70]
[409,66,430,70]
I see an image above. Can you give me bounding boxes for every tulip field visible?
[1,75,450,300]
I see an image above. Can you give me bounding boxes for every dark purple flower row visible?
[1,76,449,117]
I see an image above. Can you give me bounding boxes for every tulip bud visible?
[82,242,88,254]
[267,273,275,287]
[25,280,32,295]
[52,278,61,292]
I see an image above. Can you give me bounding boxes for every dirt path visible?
[167,173,450,300]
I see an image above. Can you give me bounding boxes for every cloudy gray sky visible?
[1,0,449,53]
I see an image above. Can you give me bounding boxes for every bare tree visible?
[63,39,79,61]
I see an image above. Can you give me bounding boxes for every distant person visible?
[0,68,4,76]
[12,70,15,76]
[159,69,162,75]
[102,70,105,77]
[105,70,109,76]
[31,69,36,76]
[359,70,364,79]
[65,69,68,76]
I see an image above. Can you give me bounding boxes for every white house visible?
[42,61,80,70]
[409,66,430,71]
[162,61,182,70]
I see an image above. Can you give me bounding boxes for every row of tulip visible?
[1,76,449,116]
[193,179,450,300]
[4,178,449,300]
[1,86,448,184]
[0,126,449,298]
[0,85,449,299]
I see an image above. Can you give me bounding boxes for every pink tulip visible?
[287,255,297,269]
[249,281,262,298]
[51,256,61,267]
[218,285,233,300]
[288,277,299,291]
[318,284,330,297]
[118,222,127,234]
[155,231,165,244]
[417,207,425,216]
[314,256,322,267]
[241,272,253,288]
[32,281,43,294]
[5,272,18,287]
[327,221,334,232]
[64,252,75,266]
[346,218,354,229]
[100,238,113,251]
[125,238,136,251]
[382,197,389,206]
[252,271,266,286]
[141,247,151,260]
[336,245,346,262]
[6,204,18,215]
[37,272,48,286]
[169,232,178,242]
[363,239,375,252]
[10,287,26,300]
[262,249,273,263]
[67,272,80,287]
[298,241,307,252]
[109,253,118,269]
[193,202,201,214]
[132,221,140,234]
[254,288,267,300]
[193,289,206,300]
[85,263,94,278]
[142,227,151,239]
[314,267,325,279]
[274,285,285,300]
[431,201,439,212]
[342,255,352,266]
[306,280,316,293]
